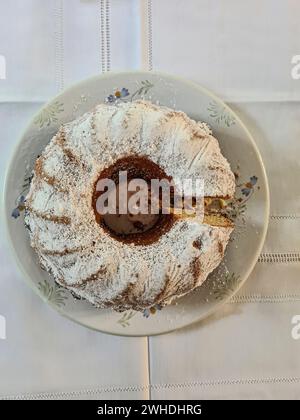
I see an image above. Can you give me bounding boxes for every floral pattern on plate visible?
[5,71,269,335]
[34,100,64,129]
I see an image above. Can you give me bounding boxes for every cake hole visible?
[92,155,175,245]
[101,182,161,236]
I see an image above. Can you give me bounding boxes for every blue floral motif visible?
[107,94,115,103]
[241,187,252,197]
[11,208,20,219]
[143,308,150,318]
[11,195,26,219]
[220,174,259,220]
[106,87,130,103]
[241,176,258,197]
[120,88,129,98]
[105,81,154,104]
[143,304,163,318]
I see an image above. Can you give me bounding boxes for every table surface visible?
[0,0,300,400]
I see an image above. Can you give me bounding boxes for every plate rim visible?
[3,70,270,336]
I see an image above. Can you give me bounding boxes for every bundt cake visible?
[24,100,235,312]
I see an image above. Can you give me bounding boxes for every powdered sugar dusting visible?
[25,100,235,312]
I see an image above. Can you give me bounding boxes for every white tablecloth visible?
[0,0,299,400]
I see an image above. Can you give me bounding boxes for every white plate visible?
[4,71,269,336]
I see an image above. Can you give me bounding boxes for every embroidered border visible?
[54,0,64,91]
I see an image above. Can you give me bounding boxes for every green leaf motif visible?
[131,80,154,101]
[22,174,34,192]
[34,101,64,129]
[38,280,67,307]
[207,101,236,127]
[117,310,137,328]
[211,273,241,301]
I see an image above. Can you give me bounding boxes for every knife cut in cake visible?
[24,100,235,312]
